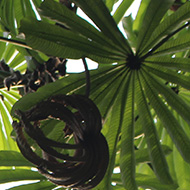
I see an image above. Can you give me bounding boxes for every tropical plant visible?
[0,0,190,189]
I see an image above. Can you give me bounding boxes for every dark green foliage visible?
[0,0,190,189]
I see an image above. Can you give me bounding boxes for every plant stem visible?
[82,58,90,97]
[0,36,32,50]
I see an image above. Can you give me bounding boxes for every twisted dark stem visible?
[82,58,90,97]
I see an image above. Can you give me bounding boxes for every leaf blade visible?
[39,0,125,53]
[71,0,132,54]
[20,18,125,63]
[142,67,190,126]
[151,33,190,57]
[95,70,131,189]
[140,67,190,163]
[0,151,33,167]
[136,70,173,184]
[141,1,190,55]
[144,57,190,72]
[144,64,190,90]
[136,0,175,54]
[113,0,134,24]
[120,71,138,190]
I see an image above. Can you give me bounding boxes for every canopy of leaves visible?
[0,0,190,190]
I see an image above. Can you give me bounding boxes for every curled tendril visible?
[13,94,109,189]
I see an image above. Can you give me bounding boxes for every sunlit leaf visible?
[141,1,190,55]
[140,68,190,163]
[39,0,124,54]
[0,151,33,167]
[122,15,137,48]
[20,18,125,63]
[136,0,175,54]
[120,72,138,189]
[113,0,134,24]
[0,169,45,183]
[9,181,56,190]
[144,57,190,72]
[151,33,190,56]
[136,70,173,184]
[71,0,132,54]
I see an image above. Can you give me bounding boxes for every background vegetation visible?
[0,0,190,189]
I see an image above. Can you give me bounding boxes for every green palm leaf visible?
[9,181,56,190]
[0,88,20,151]
[142,68,190,125]
[95,69,131,190]
[144,57,190,72]
[140,68,190,163]
[136,0,175,54]
[144,64,190,89]
[113,0,134,24]
[0,0,190,189]
[120,71,138,189]
[71,0,132,53]
[141,1,190,55]
[0,169,45,183]
[39,0,125,54]
[112,173,178,190]
[0,151,33,166]
[136,70,173,184]
[20,18,125,63]
[151,33,190,57]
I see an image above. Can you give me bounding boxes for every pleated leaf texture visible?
[0,0,190,189]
